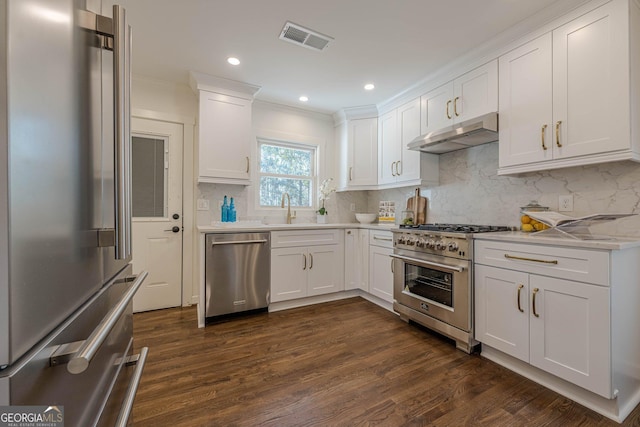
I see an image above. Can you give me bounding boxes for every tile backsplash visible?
[368,142,640,237]
[197,142,640,237]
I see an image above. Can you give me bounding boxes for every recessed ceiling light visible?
[299,96,309,102]
[364,83,375,91]
[227,57,240,65]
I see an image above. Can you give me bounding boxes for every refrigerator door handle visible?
[62,271,148,374]
[114,347,149,427]
[113,4,132,260]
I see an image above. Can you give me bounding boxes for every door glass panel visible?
[132,135,167,218]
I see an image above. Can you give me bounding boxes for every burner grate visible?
[399,223,511,233]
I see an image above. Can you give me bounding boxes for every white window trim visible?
[250,130,327,218]
[256,137,318,211]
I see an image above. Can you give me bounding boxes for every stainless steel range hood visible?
[408,112,498,154]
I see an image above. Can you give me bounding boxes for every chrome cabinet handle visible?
[532,288,540,317]
[504,254,558,264]
[446,100,452,119]
[211,239,267,246]
[517,284,524,313]
[541,124,548,150]
[453,96,460,117]
[309,253,313,269]
[556,121,562,147]
[246,156,250,173]
[391,258,394,273]
[303,254,307,270]
[390,254,465,273]
[373,236,392,241]
[114,347,149,427]
[67,271,148,374]
[391,161,396,176]
[395,160,402,176]
[113,5,131,260]
[349,166,353,181]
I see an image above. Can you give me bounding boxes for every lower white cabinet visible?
[344,229,369,291]
[271,230,344,303]
[475,264,610,397]
[369,230,394,303]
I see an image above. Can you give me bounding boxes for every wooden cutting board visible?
[406,189,427,225]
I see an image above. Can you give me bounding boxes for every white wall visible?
[132,75,197,119]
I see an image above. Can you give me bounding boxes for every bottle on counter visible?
[221,195,229,222]
[229,197,236,222]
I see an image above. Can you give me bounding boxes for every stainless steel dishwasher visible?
[205,232,271,321]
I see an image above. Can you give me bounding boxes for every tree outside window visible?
[258,140,316,208]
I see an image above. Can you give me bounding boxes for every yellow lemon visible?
[521,224,534,232]
[530,219,539,225]
[521,215,531,224]
[534,223,544,231]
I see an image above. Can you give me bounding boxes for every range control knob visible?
[416,239,426,248]
[426,239,436,249]
[447,242,459,252]
[398,236,406,245]
[435,240,446,250]
[407,237,416,246]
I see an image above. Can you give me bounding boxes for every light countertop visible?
[473,230,640,250]
[197,222,399,233]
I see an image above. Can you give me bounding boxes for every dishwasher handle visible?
[210,239,268,246]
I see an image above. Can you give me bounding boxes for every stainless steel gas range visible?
[392,224,510,353]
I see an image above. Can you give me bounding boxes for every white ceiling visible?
[116,0,588,115]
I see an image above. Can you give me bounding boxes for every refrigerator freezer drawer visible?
[0,265,145,426]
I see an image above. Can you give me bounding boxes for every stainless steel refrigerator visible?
[0,0,148,425]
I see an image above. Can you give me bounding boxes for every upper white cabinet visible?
[337,110,378,191]
[420,60,498,135]
[378,98,439,188]
[499,0,640,174]
[190,72,260,185]
[348,118,378,187]
[198,92,252,183]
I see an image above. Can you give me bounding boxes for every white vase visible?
[317,214,327,224]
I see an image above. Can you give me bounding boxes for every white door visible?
[131,117,183,312]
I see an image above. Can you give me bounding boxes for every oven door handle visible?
[390,254,465,273]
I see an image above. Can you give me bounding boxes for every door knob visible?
[164,226,180,233]
[172,213,180,220]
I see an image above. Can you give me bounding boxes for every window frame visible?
[256,137,318,211]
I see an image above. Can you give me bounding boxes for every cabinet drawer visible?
[369,230,394,248]
[475,240,609,286]
[271,229,342,248]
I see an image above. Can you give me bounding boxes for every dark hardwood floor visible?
[131,297,640,426]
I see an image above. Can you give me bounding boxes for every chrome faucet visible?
[281,193,296,224]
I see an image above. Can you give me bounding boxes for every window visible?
[258,140,316,208]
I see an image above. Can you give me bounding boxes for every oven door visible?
[392,253,471,332]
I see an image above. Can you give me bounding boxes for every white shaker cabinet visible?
[270,230,344,302]
[472,236,640,410]
[190,72,260,185]
[475,263,610,397]
[499,0,640,174]
[197,92,252,184]
[368,230,394,303]
[378,98,438,188]
[344,229,369,291]
[345,118,378,189]
[420,60,498,135]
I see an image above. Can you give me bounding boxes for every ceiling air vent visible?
[279,21,333,51]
